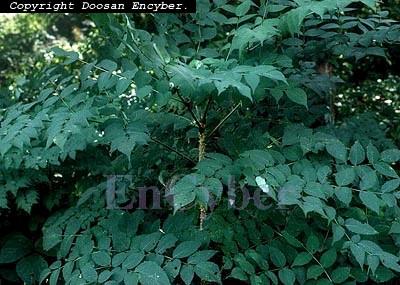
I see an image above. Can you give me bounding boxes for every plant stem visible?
[207,102,242,138]
[198,129,207,230]
[175,91,202,128]
[150,137,195,165]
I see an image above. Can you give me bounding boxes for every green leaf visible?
[97,71,112,91]
[188,250,217,264]
[317,165,331,183]
[326,140,347,161]
[235,82,252,101]
[382,179,400,193]
[51,47,79,64]
[124,272,139,284]
[244,73,260,94]
[49,268,60,285]
[140,233,161,252]
[389,221,400,234]
[270,88,284,103]
[332,224,345,244]
[360,170,378,190]
[307,265,324,280]
[112,252,128,267]
[92,251,111,266]
[278,268,295,285]
[281,231,302,248]
[104,120,149,161]
[381,149,400,163]
[360,0,376,10]
[180,265,194,285]
[116,78,132,94]
[269,247,286,267]
[292,252,312,266]
[374,162,399,178]
[230,267,248,281]
[135,261,171,285]
[372,267,395,282]
[97,59,118,71]
[335,167,355,186]
[282,6,309,35]
[334,187,352,206]
[234,254,255,274]
[236,0,252,17]
[164,259,181,279]
[60,83,79,98]
[350,242,365,268]
[320,249,336,268]
[359,191,381,214]
[345,218,378,235]
[331,267,350,283]
[122,251,145,269]
[194,261,221,283]
[171,174,203,212]
[16,255,47,284]
[263,69,287,82]
[39,269,51,285]
[0,234,32,264]
[137,85,153,99]
[62,261,74,281]
[245,249,268,270]
[349,141,365,165]
[285,87,307,108]
[155,234,178,254]
[380,252,400,272]
[81,262,98,282]
[98,270,113,283]
[16,190,39,213]
[367,255,380,274]
[367,143,380,164]
[173,241,202,259]
[306,235,320,254]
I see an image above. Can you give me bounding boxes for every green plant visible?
[1,1,400,284]
[0,14,91,108]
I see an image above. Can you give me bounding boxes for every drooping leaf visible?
[349,141,365,165]
[285,87,307,108]
[180,265,194,285]
[350,242,365,268]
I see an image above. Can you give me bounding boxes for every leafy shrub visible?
[0,14,91,108]
[1,1,400,284]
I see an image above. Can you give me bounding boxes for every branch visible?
[150,137,195,165]
[207,101,242,138]
[201,97,213,124]
[174,90,203,129]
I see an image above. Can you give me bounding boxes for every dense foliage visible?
[1,1,400,284]
[0,14,90,107]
